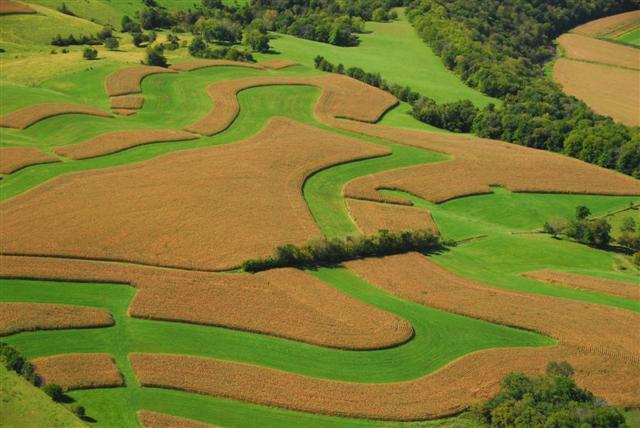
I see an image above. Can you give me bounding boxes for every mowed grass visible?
[616,27,640,46]
[0,275,549,426]
[259,10,498,107]
[0,365,85,427]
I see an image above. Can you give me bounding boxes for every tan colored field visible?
[0,118,389,271]
[572,10,640,37]
[523,270,640,301]
[34,353,123,390]
[169,59,264,72]
[0,103,112,129]
[553,58,639,127]
[138,410,215,428]
[260,59,300,70]
[0,0,35,14]
[184,74,398,136]
[0,302,113,336]
[109,95,144,110]
[339,122,640,204]
[54,130,198,160]
[557,33,639,70]
[0,147,59,174]
[346,198,438,235]
[0,255,411,350]
[104,66,177,97]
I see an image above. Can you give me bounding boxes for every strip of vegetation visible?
[404,0,639,177]
[314,55,478,132]
[471,361,627,427]
[242,229,447,272]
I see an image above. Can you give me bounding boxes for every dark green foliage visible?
[621,217,637,233]
[132,32,156,47]
[197,18,243,44]
[188,36,254,62]
[121,15,141,33]
[543,207,614,249]
[145,44,167,67]
[104,37,119,50]
[71,404,86,418]
[97,26,113,40]
[57,2,74,16]
[406,0,639,176]
[139,6,173,30]
[82,47,98,60]
[165,33,180,50]
[242,229,445,272]
[51,34,102,47]
[472,361,626,427]
[42,384,65,402]
[0,342,39,385]
[243,20,270,52]
[575,206,591,220]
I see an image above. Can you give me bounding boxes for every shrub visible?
[145,44,167,67]
[70,404,86,418]
[0,342,39,385]
[57,2,74,16]
[82,47,98,60]
[43,383,64,402]
[104,37,119,50]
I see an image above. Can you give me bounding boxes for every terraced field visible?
[1,3,639,427]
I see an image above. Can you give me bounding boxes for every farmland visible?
[0,1,639,427]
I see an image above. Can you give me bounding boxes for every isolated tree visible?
[243,28,270,52]
[622,216,637,233]
[189,36,207,56]
[42,383,64,402]
[575,205,591,220]
[82,47,98,60]
[97,26,113,40]
[145,44,167,67]
[71,404,86,418]
[104,37,119,50]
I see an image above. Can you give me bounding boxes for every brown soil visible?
[104,66,176,97]
[0,302,113,336]
[184,74,398,136]
[0,103,112,129]
[553,58,639,127]
[557,33,639,70]
[345,198,438,235]
[0,147,59,174]
[0,255,411,350]
[110,95,145,110]
[34,353,123,390]
[169,59,264,72]
[572,10,640,37]
[339,122,640,204]
[0,118,389,270]
[138,410,215,428]
[53,130,198,160]
[112,109,137,116]
[260,59,300,70]
[523,270,640,301]
[0,0,35,14]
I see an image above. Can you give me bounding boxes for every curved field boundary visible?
[0,147,59,174]
[523,270,640,301]
[260,59,300,70]
[345,198,438,235]
[137,410,216,428]
[0,302,113,336]
[53,130,199,160]
[572,10,640,37]
[0,255,412,350]
[104,66,177,97]
[112,109,137,116]
[336,122,640,204]
[553,58,639,127]
[34,353,123,390]
[0,0,35,15]
[557,33,640,70]
[169,59,265,72]
[0,118,390,271]
[109,95,145,110]
[184,74,398,136]
[0,103,112,129]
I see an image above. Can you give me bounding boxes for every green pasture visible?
[616,27,640,46]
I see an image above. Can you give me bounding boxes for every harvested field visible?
[53,130,199,160]
[340,122,640,204]
[572,10,640,37]
[260,59,300,70]
[109,95,145,110]
[523,270,640,301]
[112,109,137,116]
[557,33,640,70]
[0,302,113,336]
[553,58,639,126]
[0,0,35,15]
[33,353,123,390]
[0,147,59,174]
[0,255,411,350]
[346,198,438,235]
[184,74,398,136]
[138,410,214,428]
[169,59,264,72]
[0,118,390,270]
[0,103,112,129]
[104,66,176,97]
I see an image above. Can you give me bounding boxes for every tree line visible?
[403,0,639,178]
[242,228,446,272]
